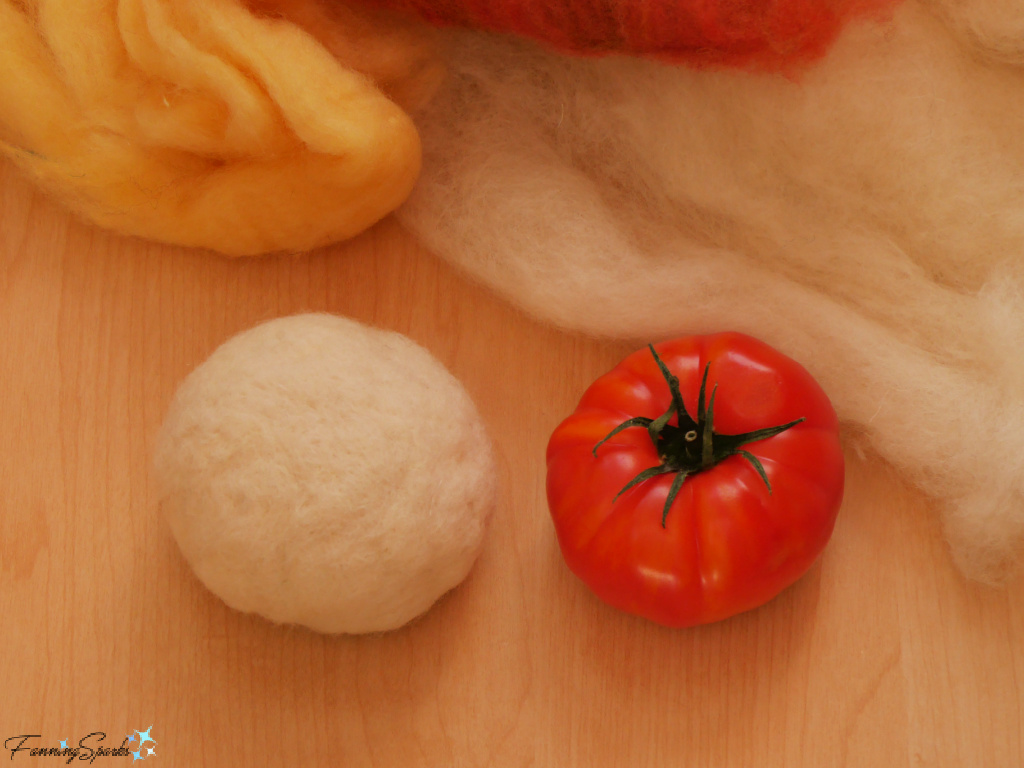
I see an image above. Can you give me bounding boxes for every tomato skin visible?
[546,332,844,627]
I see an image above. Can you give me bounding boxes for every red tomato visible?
[546,333,844,627]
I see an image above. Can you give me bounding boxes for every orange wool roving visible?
[355,0,899,71]
[0,0,441,256]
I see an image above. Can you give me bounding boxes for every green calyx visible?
[593,345,804,527]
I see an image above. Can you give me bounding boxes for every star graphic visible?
[136,727,155,747]
[146,747,156,757]
[127,734,135,744]
[132,751,142,762]
[59,740,68,750]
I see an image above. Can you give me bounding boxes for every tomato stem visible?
[595,345,804,527]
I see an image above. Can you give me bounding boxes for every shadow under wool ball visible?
[153,314,496,634]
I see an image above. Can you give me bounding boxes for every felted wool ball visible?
[153,314,496,634]
[391,0,1024,580]
[355,0,899,72]
[0,0,440,255]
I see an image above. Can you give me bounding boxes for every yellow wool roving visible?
[0,0,440,255]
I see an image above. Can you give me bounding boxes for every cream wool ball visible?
[153,314,496,634]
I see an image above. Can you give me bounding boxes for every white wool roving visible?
[153,314,496,634]
[395,0,1024,580]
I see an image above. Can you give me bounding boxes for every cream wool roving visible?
[392,0,1024,581]
[153,314,496,634]
[0,0,440,255]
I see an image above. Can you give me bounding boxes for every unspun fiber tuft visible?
[355,0,900,72]
[394,0,1024,580]
[0,0,440,255]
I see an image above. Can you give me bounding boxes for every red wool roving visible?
[353,0,899,71]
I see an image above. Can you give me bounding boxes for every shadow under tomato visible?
[535,528,824,747]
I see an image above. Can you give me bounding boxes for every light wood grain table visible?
[1,161,1021,767]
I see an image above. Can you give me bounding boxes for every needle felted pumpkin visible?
[354,0,899,71]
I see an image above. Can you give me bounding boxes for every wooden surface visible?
[1,161,1022,768]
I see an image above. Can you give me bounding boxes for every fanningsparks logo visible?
[4,728,157,764]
